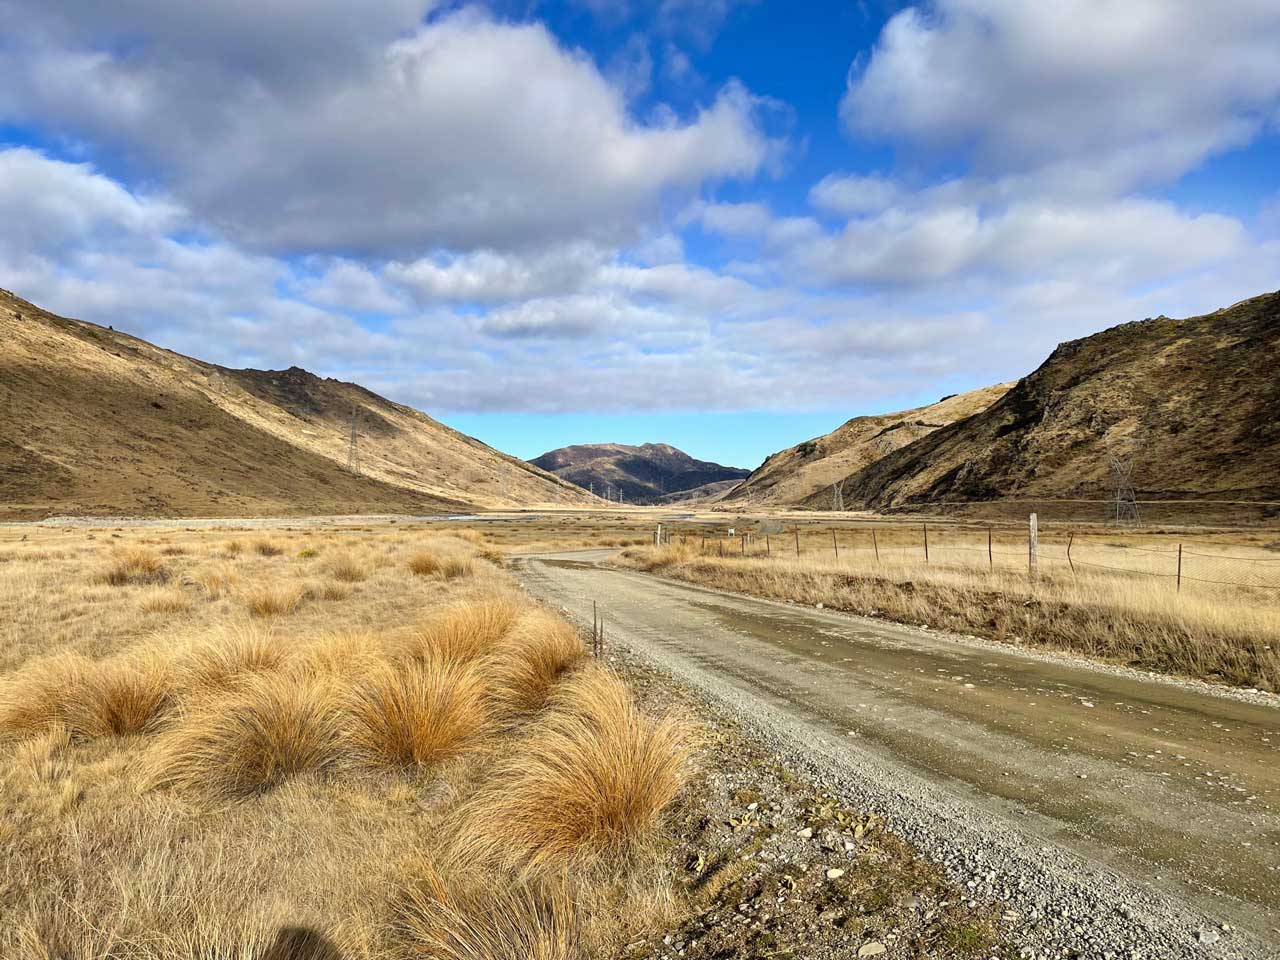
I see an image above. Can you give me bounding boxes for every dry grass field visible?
[618,523,1280,690]
[0,524,697,958]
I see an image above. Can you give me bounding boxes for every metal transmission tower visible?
[1107,450,1140,525]
[347,406,361,475]
[831,481,844,512]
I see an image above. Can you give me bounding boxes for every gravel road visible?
[514,550,1280,960]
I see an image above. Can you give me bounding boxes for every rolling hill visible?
[821,291,1280,513]
[530,443,749,503]
[0,289,595,520]
[723,384,1012,507]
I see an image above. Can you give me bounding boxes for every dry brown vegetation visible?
[619,533,1280,690]
[0,523,698,958]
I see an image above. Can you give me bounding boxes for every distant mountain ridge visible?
[724,383,1012,507]
[530,442,748,503]
[822,291,1280,512]
[0,288,594,519]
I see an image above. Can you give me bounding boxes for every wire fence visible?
[675,521,1280,595]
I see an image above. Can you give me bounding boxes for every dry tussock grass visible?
[139,585,192,614]
[176,626,290,694]
[488,609,586,716]
[187,563,240,599]
[145,671,343,798]
[454,665,696,874]
[396,592,524,664]
[252,539,284,557]
[243,582,307,618]
[324,551,369,583]
[344,653,491,768]
[95,546,167,586]
[393,860,580,960]
[0,524,699,957]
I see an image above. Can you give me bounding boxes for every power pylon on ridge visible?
[1107,449,1140,525]
[832,481,844,512]
[347,406,361,475]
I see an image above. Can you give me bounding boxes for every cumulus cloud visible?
[1,4,776,256]
[842,0,1280,192]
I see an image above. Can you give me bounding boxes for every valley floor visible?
[515,548,1280,958]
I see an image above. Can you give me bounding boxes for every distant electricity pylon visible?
[1107,448,1140,525]
[347,406,361,475]
[831,481,844,511]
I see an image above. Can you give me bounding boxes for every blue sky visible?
[1,1,1278,470]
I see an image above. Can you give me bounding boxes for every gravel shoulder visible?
[514,550,1280,960]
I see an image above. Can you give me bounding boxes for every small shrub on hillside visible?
[95,547,167,586]
[145,671,342,797]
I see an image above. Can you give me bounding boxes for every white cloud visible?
[809,174,900,217]
[842,0,1280,191]
[1,5,776,257]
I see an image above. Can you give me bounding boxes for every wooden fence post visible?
[923,523,930,563]
[1028,513,1038,577]
[1177,543,1183,593]
[766,535,771,556]
[741,534,746,556]
[1066,532,1075,573]
[872,528,880,564]
[831,528,839,559]
[794,528,800,557]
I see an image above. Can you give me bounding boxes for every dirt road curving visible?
[514,550,1280,958]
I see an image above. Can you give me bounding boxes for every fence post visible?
[1066,532,1075,574]
[794,528,800,557]
[655,523,662,546]
[1177,543,1183,593]
[741,534,746,556]
[872,528,880,564]
[988,526,993,571]
[923,523,930,563]
[832,528,839,559]
[766,535,771,556]
[1028,513,1038,578]
[718,540,724,558]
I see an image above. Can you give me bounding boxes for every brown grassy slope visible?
[531,442,748,503]
[724,383,1011,507]
[0,289,595,519]
[826,291,1280,511]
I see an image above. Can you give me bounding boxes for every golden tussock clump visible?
[252,539,284,557]
[223,539,244,557]
[294,630,384,679]
[186,563,240,599]
[454,665,696,874]
[0,652,93,738]
[0,650,172,741]
[396,593,524,665]
[139,586,192,615]
[392,860,580,960]
[145,671,342,798]
[488,610,586,716]
[343,653,491,768]
[406,551,443,577]
[61,650,173,739]
[175,626,291,695]
[95,547,168,586]
[243,582,307,618]
[324,552,370,583]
